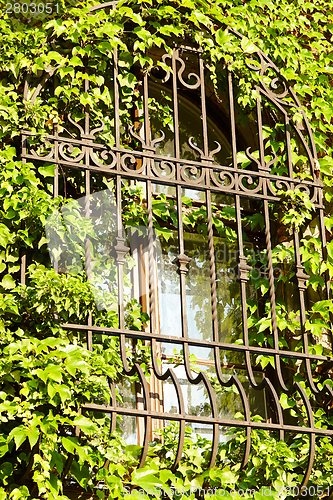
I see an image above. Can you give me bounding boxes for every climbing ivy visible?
[0,0,333,499]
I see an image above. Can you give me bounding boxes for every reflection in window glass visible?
[184,232,212,341]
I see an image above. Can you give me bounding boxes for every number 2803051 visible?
[5,3,59,14]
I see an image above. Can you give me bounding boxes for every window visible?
[21,3,333,486]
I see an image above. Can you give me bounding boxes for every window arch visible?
[20,1,333,490]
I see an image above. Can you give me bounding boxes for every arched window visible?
[21,1,333,489]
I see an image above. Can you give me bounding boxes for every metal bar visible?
[263,199,289,391]
[116,174,130,372]
[113,48,120,149]
[317,192,333,348]
[20,135,322,186]
[172,49,180,160]
[23,156,323,204]
[256,93,266,170]
[229,70,259,393]
[284,115,294,179]
[85,169,93,352]
[59,323,330,361]
[146,181,156,333]
[199,56,209,158]
[82,403,333,436]
[206,190,218,343]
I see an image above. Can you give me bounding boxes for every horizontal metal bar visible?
[83,403,333,436]
[21,132,322,189]
[60,323,330,362]
[21,156,323,206]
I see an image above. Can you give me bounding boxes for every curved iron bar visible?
[150,338,186,469]
[214,346,252,470]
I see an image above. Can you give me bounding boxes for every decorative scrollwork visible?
[149,54,172,84]
[188,136,203,158]
[268,76,289,100]
[210,169,235,189]
[150,159,176,179]
[128,124,146,149]
[309,187,319,205]
[188,137,222,161]
[68,113,85,136]
[59,142,85,163]
[245,147,263,170]
[267,178,291,196]
[180,163,206,185]
[176,54,201,90]
[294,184,311,197]
[90,148,117,169]
[246,51,292,106]
[151,130,165,148]
[90,118,105,138]
[120,153,146,174]
[265,148,278,171]
[29,136,55,160]
[238,174,263,195]
[209,141,222,158]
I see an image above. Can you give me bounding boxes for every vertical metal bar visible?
[85,169,93,352]
[318,190,333,345]
[116,176,125,330]
[284,115,294,179]
[172,49,180,160]
[228,70,257,387]
[20,248,26,286]
[116,175,130,373]
[143,72,150,148]
[84,64,90,136]
[176,185,188,341]
[293,230,309,352]
[23,72,30,102]
[20,133,27,285]
[256,92,266,169]
[199,56,209,158]
[172,48,191,388]
[53,74,59,273]
[294,229,320,394]
[257,87,287,391]
[20,73,31,285]
[146,181,156,333]
[263,199,288,391]
[228,70,238,171]
[318,203,331,300]
[82,66,93,352]
[113,47,120,150]
[206,190,218,342]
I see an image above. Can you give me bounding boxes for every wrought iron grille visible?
[21,1,333,490]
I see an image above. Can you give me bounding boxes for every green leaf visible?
[38,164,56,177]
[9,426,28,449]
[0,223,10,247]
[131,470,164,491]
[69,56,83,67]
[28,427,39,448]
[58,384,71,403]
[73,416,96,434]
[280,393,295,410]
[216,29,230,46]
[45,365,63,383]
[62,436,78,454]
[241,37,258,54]
[0,462,13,484]
[1,274,16,289]
[47,382,58,400]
